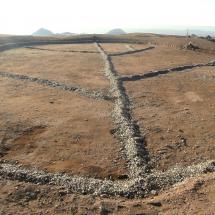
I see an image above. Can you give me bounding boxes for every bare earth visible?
[0,47,108,93]
[35,43,98,52]
[98,43,131,53]
[0,173,214,214]
[0,77,126,179]
[113,46,215,75]
[0,35,214,214]
[125,67,215,171]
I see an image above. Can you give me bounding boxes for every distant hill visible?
[107,28,126,35]
[59,32,75,35]
[32,28,54,36]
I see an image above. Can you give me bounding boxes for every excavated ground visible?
[0,39,214,214]
[125,67,215,171]
[0,77,127,179]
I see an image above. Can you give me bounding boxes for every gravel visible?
[0,160,214,198]
[95,43,150,178]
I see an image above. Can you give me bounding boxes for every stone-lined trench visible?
[0,40,214,198]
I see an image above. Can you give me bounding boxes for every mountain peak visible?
[32,28,53,36]
[107,28,126,35]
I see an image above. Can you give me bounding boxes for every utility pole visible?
[186,29,189,37]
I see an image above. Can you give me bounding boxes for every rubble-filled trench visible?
[0,39,214,198]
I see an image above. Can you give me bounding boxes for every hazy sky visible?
[0,0,215,35]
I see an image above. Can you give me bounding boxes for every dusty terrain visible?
[0,77,126,179]
[112,46,215,76]
[0,172,214,214]
[0,34,214,214]
[0,46,108,93]
[125,67,215,171]
[98,43,135,53]
[34,43,98,52]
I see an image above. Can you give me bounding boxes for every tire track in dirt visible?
[0,71,111,101]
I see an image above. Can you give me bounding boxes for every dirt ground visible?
[0,77,127,179]
[99,43,132,53]
[35,43,98,52]
[113,46,215,75]
[99,43,152,54]
[129,43,154,50]
[0,36,215,214]
[0,48,109,92]
[127,33,215,50]
[0,172,214,214]
[125,67,215,171]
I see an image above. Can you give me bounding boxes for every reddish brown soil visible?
[0,172,214,214]
[0,77,127,179]
[113,46,215,75]
[0,37,215,214]
[125,67,215,171]
[0,48,109,92]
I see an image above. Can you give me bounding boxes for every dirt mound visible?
[184,42,200,50]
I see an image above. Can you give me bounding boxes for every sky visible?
[0,0,215,35]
